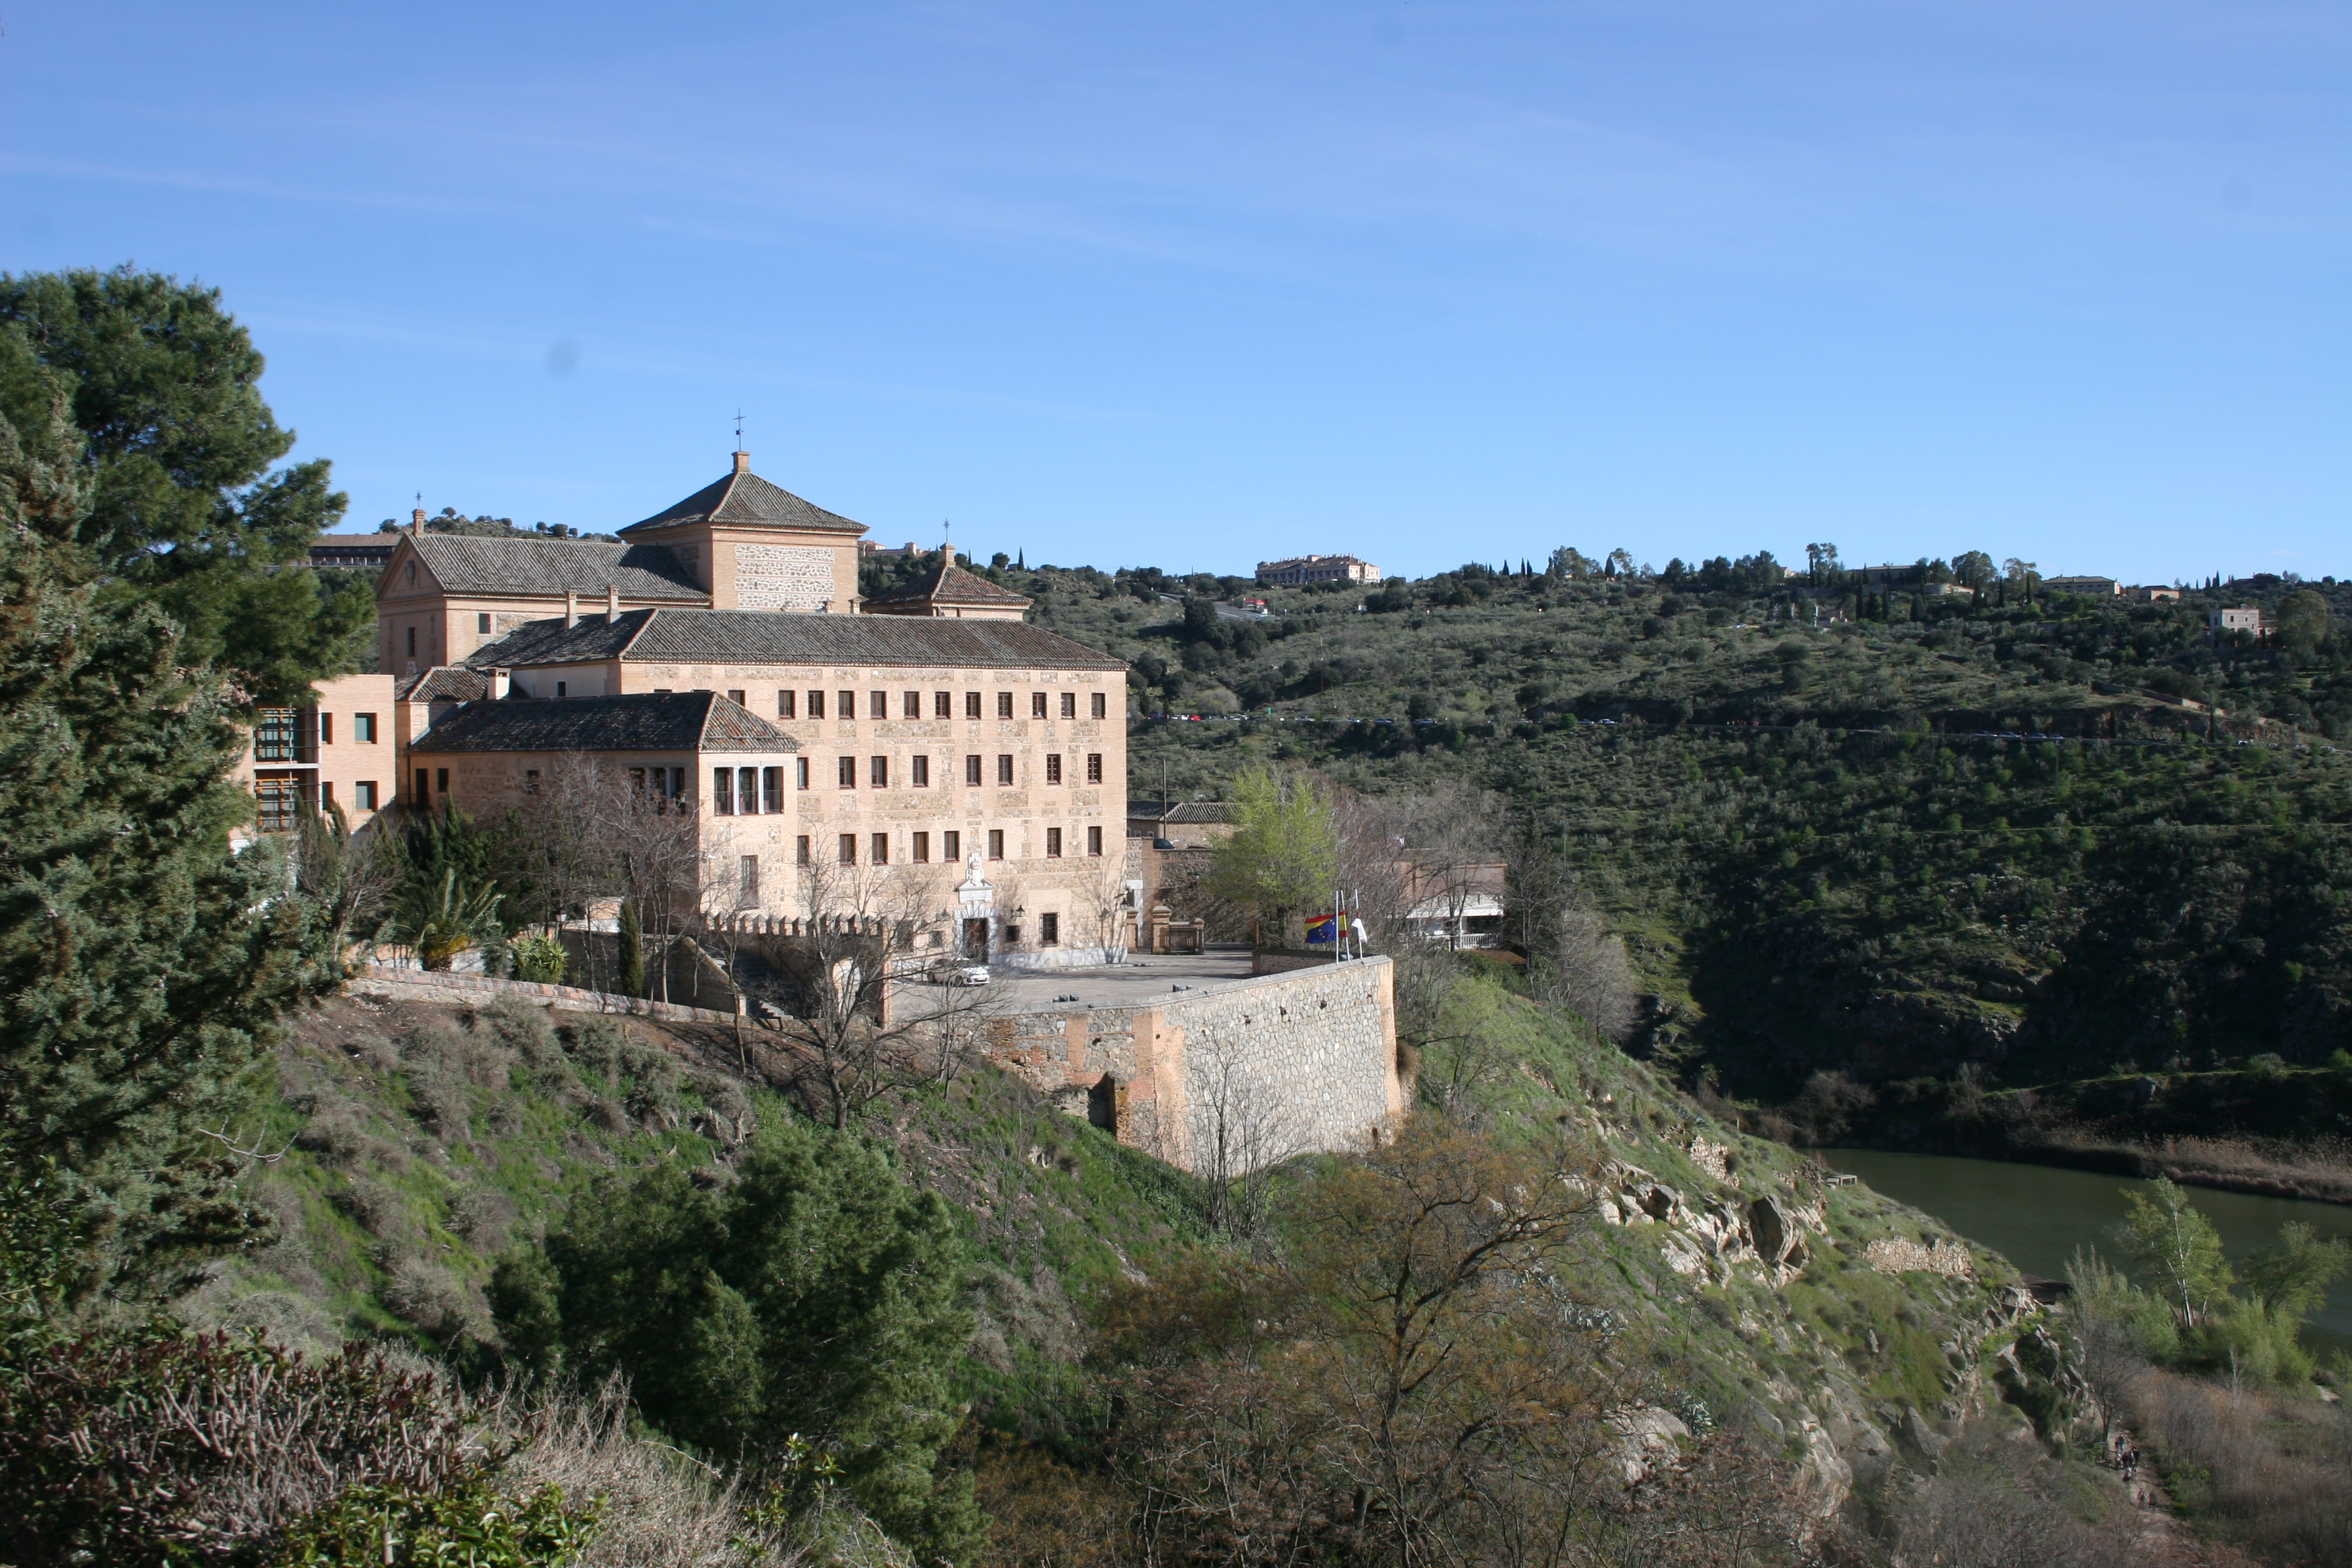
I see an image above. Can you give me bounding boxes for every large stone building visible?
[1255,552,1383,586]
[248,452,1130,960]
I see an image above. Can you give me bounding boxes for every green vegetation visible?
[990,554,2352,1162]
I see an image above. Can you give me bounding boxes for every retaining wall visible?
[984,956,1400,1173]
[349,965,746,1027]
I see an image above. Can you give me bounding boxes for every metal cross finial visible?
[733,409,744,448]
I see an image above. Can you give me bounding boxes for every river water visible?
[1822,1150,2352,1359]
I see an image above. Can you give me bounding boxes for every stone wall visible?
[981,957,1401,1174]
[349,964,746,1027]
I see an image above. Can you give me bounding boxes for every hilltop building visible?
[244,452,1129,960]
[1257,553,1383,586]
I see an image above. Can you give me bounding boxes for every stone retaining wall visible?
[350,965,745,1027]
[986,957,1400,1174]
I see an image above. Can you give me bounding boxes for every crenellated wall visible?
[979,957,1401,1174]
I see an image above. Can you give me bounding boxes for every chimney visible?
[411,506,426,532]
[605,583,620,624]
[564,589,578,628]
[489,668,510,700]
[732,449,751,475]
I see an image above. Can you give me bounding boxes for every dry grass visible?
[478,1380,796,1568]
[2124,1364,2352,1567]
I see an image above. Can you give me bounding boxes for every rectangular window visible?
[870,691,887,720]
[871,832,889,865]
[740,854,760,902]
[796,757,810,789]
[1045,754,1063,785]
[478,612,492,634]
[838,834,857,864]
[1042,912,1059,946]
[903,691,920,718]
[997,691,1013,718]
[356,781,378,810]
[1060,692,1076,719]
[556,681,567,697]
[254,708,297,762]
[1046,827,1063,858]
[934,691,952,718]
[728,689,746,706]
[1087,825,1102,856]
[838,756,856,789]
[965,691,981,720]
[355,712,378,743]
[413,768,428,803]
[965,754,981,786]
[714,768,735,814]
[778,689,797,718]
[987,829,1005,860]
[1086,752,1103,784]
[1091,692,1107,719]
[763,767,782,812]
[838,689,855,720]
[256,779,299,834]
[671,767,685,799]
[436,768,448,794]
[870,755,888,788]
[319,780,335,807]
[406,626,416,656]
[524,770,539,788]
[912,755,930,787]
[995,754,1014,786]
[942,830,961,861]
[808,689,825,718]
[1032,692,1048,718]
[795,835,811,865]
[739,766,759,812]
[912,831,930,862]
[319,712,334,746]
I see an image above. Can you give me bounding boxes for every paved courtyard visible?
[912,946,1260,1014]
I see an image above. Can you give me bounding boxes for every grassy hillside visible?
[181,979,2144,1551]
[946,556,2352,1162]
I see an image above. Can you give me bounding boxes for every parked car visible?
[953,964,992,987]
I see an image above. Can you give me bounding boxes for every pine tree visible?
[0,326,340,1302]
[0,267,373,703]
[490,1122,979,1562]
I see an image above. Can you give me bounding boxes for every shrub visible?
[0,1327,481,1567]
[271,1481,597,1567]
[510,934,570,985]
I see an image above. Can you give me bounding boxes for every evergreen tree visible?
[0,326,340,1302]
[0,267,373,703]
[489,1122,978,1561]
[616,898,645,997]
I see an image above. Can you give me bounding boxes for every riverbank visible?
[1760,1062,2352,1206]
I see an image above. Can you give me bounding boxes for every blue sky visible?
[3,1,2343,581]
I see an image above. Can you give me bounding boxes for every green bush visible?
[489,1121,977,1562]
[511,933,569,985]
[271,1481,598,1567]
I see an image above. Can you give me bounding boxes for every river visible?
[1822,1150,2352,1360]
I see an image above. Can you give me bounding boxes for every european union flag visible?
[1305,913,1338,945]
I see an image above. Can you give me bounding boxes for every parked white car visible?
[952,964,991,987]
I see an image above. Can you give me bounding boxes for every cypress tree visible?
[0,326,340,1302]
[617,898,645,998]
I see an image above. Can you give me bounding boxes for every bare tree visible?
[743,851,997,1130]
[1186,1039,1305,1238]
[291,797,402,971]
[1079,851,1139,961]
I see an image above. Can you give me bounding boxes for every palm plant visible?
[385,867,504,971]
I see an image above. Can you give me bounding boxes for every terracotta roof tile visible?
[866,558,1032,609]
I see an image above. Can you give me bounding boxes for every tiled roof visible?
[1161,803,1238,825]
[619,466,867,537]
[469,607,1125,672]
[407,692,799,755]
[403,535,705,600]
[397,667,492,702]
[865,558,1032,609]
